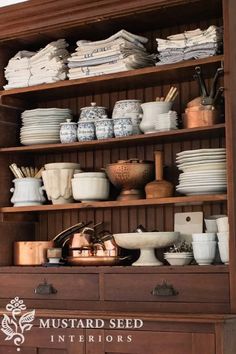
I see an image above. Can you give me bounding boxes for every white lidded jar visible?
[10,178,45,207]
[72,172,110,202]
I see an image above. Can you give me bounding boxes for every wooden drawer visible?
[0,273,99,300]
[104,273,229,303]
[86,330,215,354]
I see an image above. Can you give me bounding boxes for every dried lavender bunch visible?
[168,241,192,253]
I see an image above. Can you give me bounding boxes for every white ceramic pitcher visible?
[140,101,173,134]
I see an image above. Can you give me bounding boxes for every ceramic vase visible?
[80,102,107,121]
[77,121,95,141]
[113,117,133,137]
[60,119,77,143]
[10,178,45,207]
[95,116,114,139]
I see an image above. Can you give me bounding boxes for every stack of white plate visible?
[154,111,178,132]
[20,108,72,145]
[176,148,227,195]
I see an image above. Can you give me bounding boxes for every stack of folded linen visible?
[68,30,155,79]
[4,39,69,90]
[4,50,35,90]
[156,25,223,65]
[28,39,69,86]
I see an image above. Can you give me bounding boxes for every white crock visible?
[72,172,110,202]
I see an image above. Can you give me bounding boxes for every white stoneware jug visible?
[140,101,173,134]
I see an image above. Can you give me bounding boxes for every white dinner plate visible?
[177,185,227,195]
[21,139,60,145]
[179,162,226,172]
[176,148,226,157]
[176,155,226,163]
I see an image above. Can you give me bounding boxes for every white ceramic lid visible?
[80,102,106,110]
[60,119,77,125]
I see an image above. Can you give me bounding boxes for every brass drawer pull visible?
[151,281,179,297]
[34,279,57,295]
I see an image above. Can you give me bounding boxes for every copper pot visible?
[183,106,221,128]
[106,159,154,200]
[66,228,94,249]
[14,241,54,265]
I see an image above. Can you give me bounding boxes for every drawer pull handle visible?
[151,281,178,297]
[34,279,57,295]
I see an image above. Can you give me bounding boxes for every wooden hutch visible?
[0,0,235,353]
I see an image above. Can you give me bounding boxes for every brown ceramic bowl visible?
[106,159,154,200]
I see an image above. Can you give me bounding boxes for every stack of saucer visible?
[154,111,178,132]
[176,148,227,195]
[20,108,72,145]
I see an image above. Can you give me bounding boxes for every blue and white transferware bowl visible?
[112,99,142,119]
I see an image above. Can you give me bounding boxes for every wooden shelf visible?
[0,265,228,274]
[0,55,223,103]
[0,124,225,154]
[0,194,227,213]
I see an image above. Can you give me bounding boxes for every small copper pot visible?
[14,241,54,265]
[183,107,221,128]
[66,227,94,248]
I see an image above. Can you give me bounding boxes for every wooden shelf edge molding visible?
[0,55,224,102]
[0,124,225,154]
[0,265,229,274]
[0,194,227,213]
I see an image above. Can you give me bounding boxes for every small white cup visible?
[204,215,227,232]
[217,232,229,242]
[192,233,216,242]
[218,241,229,264]
[216,217,229,232]
[192,241,217,265]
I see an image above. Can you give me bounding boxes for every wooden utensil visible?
[145,151,174,199]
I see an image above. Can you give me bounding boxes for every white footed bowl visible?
[113,232,179,266]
